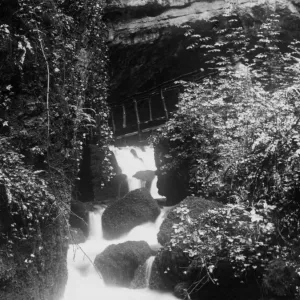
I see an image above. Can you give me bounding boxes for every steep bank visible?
[0,0,111,298]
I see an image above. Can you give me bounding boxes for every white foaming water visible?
[62,207,176,300]
[110,146,163,198]
[145,256,155,287]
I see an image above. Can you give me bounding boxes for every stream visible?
[62,146,176,300]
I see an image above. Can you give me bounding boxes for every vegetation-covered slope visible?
[0,0,112,298]
[151,9,300,299]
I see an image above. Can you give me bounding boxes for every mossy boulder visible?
[148,197,232,294]
[94,241,152,287]
[157,196,222,245]
[102,188,160,239]
[149,197,222,291]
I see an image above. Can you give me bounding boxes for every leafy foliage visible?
[165,201,300,295]
[0,139,58,260]
[0,0,113,269]
[0,0,113,179]
[152,6,300,294]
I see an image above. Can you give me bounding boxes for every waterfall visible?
[110,146,163,199]
[63,207,176,300]
[88,208,103,240]
[62,147,174,300]
[145,256,155,287]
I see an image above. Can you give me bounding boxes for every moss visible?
[95,241,152,287]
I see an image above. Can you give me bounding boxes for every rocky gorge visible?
[1,0,300,299]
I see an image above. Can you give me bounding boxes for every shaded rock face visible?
[154,142,189,206]
[94,241,152,287]
[102,188,161,239]
[0,215,68,300]
[106,0,300,103]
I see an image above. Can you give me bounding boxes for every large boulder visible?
[94,241,152,287]
[157,196,222,245]
[150,197,224,292]
[102,188,161,239]
[152,197,284,299]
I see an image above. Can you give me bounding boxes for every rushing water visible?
[62,146,175,300]
[62,207,175,300]
[145,256,155,287]
[110,146,162,199]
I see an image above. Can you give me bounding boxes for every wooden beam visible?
[133,99,141,137]
[161,89,169,120]
[122,104,126,128]
[148,98,153,122]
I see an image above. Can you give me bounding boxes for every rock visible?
[150,197,223,293]
[102,188,161,239]
[106,0,300,45]
[154,143,189,205]
[133,170,155,182]
[133,170,156,192]
[156,170,189,206]
[149,256,171,291]
[157,196,222,245]
[131,255,156,289]
[156,197,167,206]
[68,227,86,244]
[94,241,152,287]
[130,263,148,289]
[106,0,300,137]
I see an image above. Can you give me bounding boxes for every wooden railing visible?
[109,69,216,140]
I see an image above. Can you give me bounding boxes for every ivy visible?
[0,139,58,260]
[167,201,300,294]
[0,0,113,181]
[152,5,300,295]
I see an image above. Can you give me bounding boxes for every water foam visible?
[63,206,175,300]
[110,146,163,198]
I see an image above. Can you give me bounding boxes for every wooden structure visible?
[109,69,216,142]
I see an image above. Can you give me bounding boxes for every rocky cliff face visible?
[105,0,300,102]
